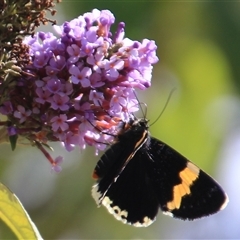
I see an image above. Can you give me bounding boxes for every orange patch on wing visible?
[167,162,200,210]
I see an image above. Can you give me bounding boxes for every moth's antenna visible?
[133,91,147,119]
[150,88,176,127]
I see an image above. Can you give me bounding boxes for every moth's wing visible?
[92,134,228,226]
[92,141,133,203]
[92,144,160,227]
[147,137,228,220]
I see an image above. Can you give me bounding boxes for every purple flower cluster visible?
[0,9,158,170]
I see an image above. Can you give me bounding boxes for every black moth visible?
[92,117,228,227]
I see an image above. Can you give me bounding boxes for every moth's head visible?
[133,117,149,129]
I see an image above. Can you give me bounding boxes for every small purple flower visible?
[51,156,63,173]
[61,131,81,151]
[69,65,92,86]
[67,44,81,63]
[35,88,52,104]
[7,126,17,136]
[89,90,104,106]
[46,77,62,93]
[51,114,69,132]
[89,72,105,88]
[33,50,50,68]
[48,55,66,72]
[49,94,70,111]
[13,105,31,123]
[0,101,13,115]
[61,82,73,96]
[102,56,124,81]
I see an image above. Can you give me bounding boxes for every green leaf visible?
[0,183,43,240]
[9,134,18,151]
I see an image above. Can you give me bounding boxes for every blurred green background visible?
[1,1,240,239]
